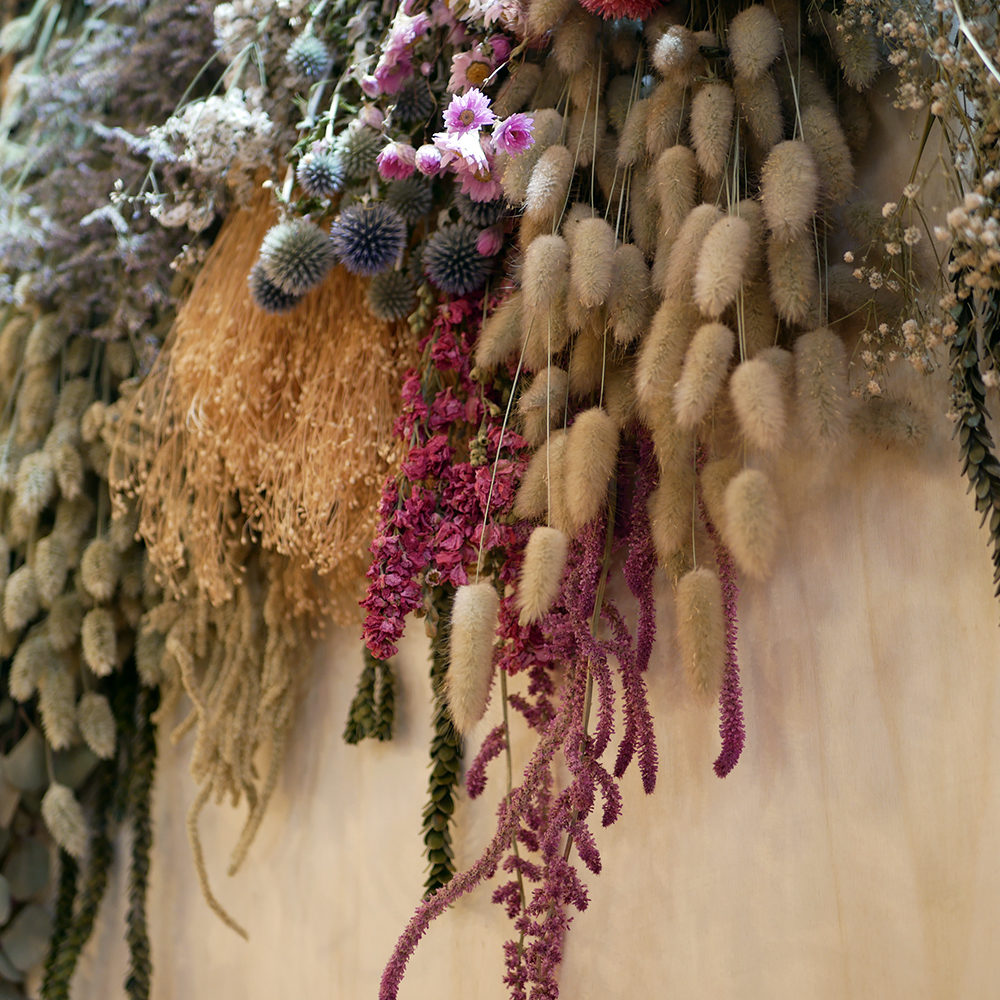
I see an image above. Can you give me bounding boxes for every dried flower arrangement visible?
[1,0,1000,995]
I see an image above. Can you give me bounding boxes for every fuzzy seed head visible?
[518,367,570,447]
[259,219,335,295]
[700,454,741,533]
[80,538,119,603]
[81,607,117,677]
[729,358,787,452]
[570,218,616,309]
[662,204,722,301]
[38,664,76,750]
[501,109,563,204]
[552,7,600,75]
[24,316,65,368]
[77,692,116,760]
[648,464,695,567]
[734,72,783,151]
[676,566,726,699]
[517,526,570,625]
[14,451,56,518]
[47,593,83,652]
[604,360,637,429]
[41,783,88,859]
[16,367,56,445]
[446,583,499,735]
[4,564,39,632]
[652,145,698,248]
[33,534,69,609]
[727,5,782,81]
[563,408,619,533]
[526,0,574,38]
[694,216,753,319]
[514,429,569,523]
[768,233,817,326]
[524,146,575,225]
[493,63,543,118]
[523,235,571,313]
[794,327,850,445]
[801,105,854,205]
[105,341,133,381]
[605,74,635,132]
[476,293,524,372]
[723,468,779,579]
[629,165,658,258]
[80,401,106,444]
[690,82,734,179]
[673,323,735,429]
[610,244,654,345]
[645,82,686,159]
[9,631,50,702]
[761,141,819,241]
[651,26,701,83]
[825,13,880,90]
[616,98,651,168]
[567,323,606,397]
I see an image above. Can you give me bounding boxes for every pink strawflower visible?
[414,143,444,175]
[492,112,534,156]
[443,88,496,134]
[377,141,417,180]
[433,127,490,172]
[373,9,430,95]
[447,37,511,93]
[476,225,504,257]
[360,74,379,98]
[458,168,503,202]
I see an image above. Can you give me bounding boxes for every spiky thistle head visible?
[258,219,335,295]
[393,77,435,125]
[248,262,304,313]
[368,270,416,321]
[422,223,491,295]
[330,202,407,277]
[335,123,384,179]
[296,147,345,198]
[455,191,506,228]
[287,34,331,79]
[385,178,434,224]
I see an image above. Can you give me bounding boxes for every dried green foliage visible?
[344,648,396,744]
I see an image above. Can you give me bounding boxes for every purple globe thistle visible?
[296,148,345,198]
[258,219,335,295]
[393,77,435,125]
[368,270,417,321]
[335,122,384,179]
[454,191,506,228]
[248,262,304,313]
[422,223,491,295]
[385,178,434,224]
[331,202,407,276]
[287,34,331,79]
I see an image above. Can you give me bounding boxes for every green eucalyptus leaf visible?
[2,840,49,901]
[0,903,51,972]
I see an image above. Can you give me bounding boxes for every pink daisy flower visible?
[442,88,496,134]
[433,127,490,172]
[457,168,503,202]
[492,113,534,156]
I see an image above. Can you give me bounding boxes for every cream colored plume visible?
[729,357,787,453]
[722,468,780,579]
[690,82,734,179]
[676,567,726,699]
[673,322,736,430]
[694,215,753,319]
[761,140,819,241]
[564,408,619,533]
[794,327,850,445]
[517,526,570,625]
[446,582,499,735]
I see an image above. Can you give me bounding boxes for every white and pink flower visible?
[377,141,417,180]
